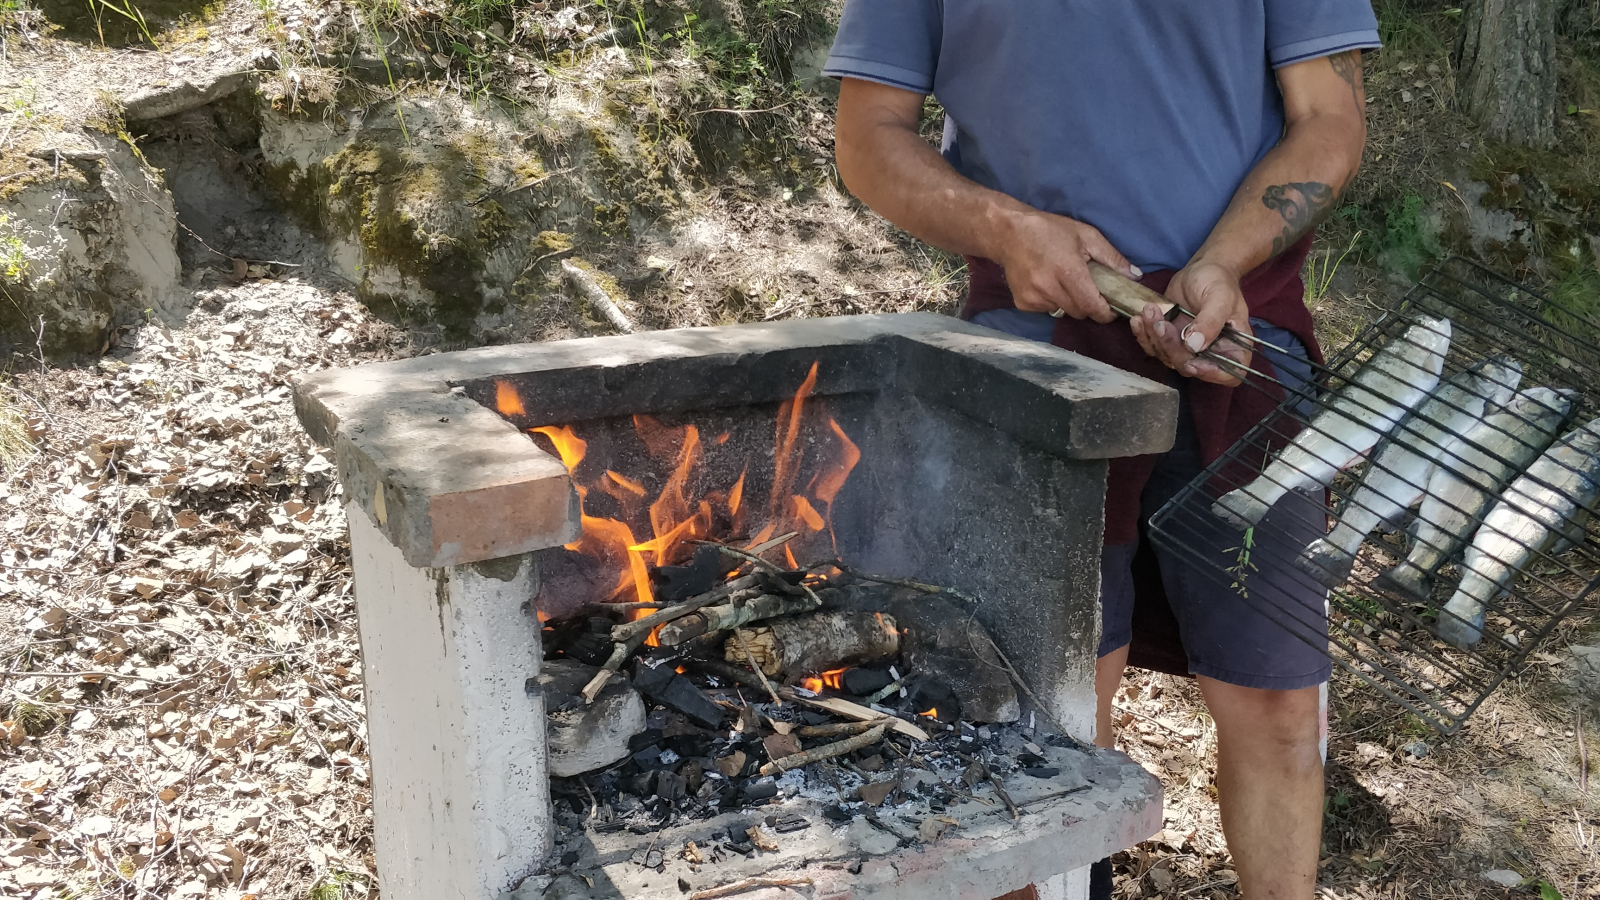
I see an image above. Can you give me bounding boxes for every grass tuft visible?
[0,381,31,474]
[307,869,371,900]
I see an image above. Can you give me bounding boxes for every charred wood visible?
[610,574,761,643]
[758,722,888,776]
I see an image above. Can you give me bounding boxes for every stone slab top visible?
[294,313,1176,568]
[519,741,1162,900]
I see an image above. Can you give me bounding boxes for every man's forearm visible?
[1188,52,1368,278]
[834,102,1027,262]
[1189,123,1363,276]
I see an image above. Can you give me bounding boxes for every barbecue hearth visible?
[294,314,1176,900]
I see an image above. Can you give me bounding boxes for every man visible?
[824,4,1379,899]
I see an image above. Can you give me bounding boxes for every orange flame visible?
[917,708,938,718]
[801,669,847,694]
[531,361,863,629]
[495,380,525,417]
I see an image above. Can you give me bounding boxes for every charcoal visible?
[725,840,754,856]
[632,664,726,729]
[905,677,961,723]
[800,710,831,726]
[742,779,779,802]
[560,850,581,866]
[772,814,809,833]
[678,877,692,893]
[664,732,715,759]
[655,770,687,802]
[680,760,704,795]
[822,804,852,824]
[629,729,665,752]
[1022,767,1060,778]
[645,849,664,868]
[650,545,724,601]
[718,785,740,809]
[623,770,657,796]
[632,745,663,768]
[843,667,894,696]
[593,820,627,834]
[1016,752,1046,767]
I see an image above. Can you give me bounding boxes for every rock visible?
[1403,740,1429,759]
[1,134,182,358]
[537,659,646,777]
[1482,869,1523,888]
[1569,644,1600,708]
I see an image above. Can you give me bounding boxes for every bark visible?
[1457,0,1559,148]
[725,611,899,679]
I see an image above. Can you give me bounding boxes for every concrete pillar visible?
[348,506,551,900]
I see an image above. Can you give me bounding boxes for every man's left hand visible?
[1130,259,1254,386]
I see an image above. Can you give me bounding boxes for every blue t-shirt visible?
[823,1,1381,272]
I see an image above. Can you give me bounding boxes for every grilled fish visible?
[1436,417,1600,648]
[1376,386,1576,601]
[1295,356,1523,588]
[1213,317,1452,529]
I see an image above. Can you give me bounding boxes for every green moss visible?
[535,230,572,253]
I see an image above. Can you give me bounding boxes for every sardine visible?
[1376,386,1576,601]
[1295,356,1523,588]
[1436,418,1600,648]
[1213,317,1452,529]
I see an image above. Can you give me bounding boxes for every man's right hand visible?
[994,210,1137,323]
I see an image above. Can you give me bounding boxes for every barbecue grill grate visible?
[1147,256,1600,734]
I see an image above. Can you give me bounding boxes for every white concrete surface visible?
[349,507,551,900]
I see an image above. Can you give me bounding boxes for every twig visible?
[779,688,928,741]
[831,562,979,605]
[760,722,887,776]
[610,574,759,643]
[732,631,782,706]
[688,877,814,900]
[581,635,641,703]
[561,259,633,334]
[961,755,1018,820]
[658,593,819,646]
[699,543,822,606]
[795,720,883,739]
[1579,705,1589,796]
[692,658,772,692]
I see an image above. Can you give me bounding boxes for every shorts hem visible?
[1096,633,1133,659]
[1185,659,1330,691]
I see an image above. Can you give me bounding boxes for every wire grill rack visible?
[1148,257,1600,734]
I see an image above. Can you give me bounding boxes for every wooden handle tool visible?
[1086,261,1179,321]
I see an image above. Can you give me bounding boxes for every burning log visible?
[658,593,822,647]
[723,611,898,680]
[759,721,888,776]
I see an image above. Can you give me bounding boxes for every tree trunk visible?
[1457,0,1559,148]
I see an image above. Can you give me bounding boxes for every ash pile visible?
[537,542,1083,852]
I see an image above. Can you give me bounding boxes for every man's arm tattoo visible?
[1262,181,1335,255]
[1328,50,1365,114]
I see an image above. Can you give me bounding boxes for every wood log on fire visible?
[723,610,899,681]
[610,574,761,643]
[656,593,821,647]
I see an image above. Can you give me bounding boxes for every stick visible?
[698,543,823,606]
[661,593,822,647]
[732,631,782,706]
[611,575,760,643]
[760,723,888,776]
[1579,705,1588,796]
[561,259,633,333]
[779,688,928,741]
[831,562,979,606]
[796,719,887,739]
[688,877,814,900]
[580,640,635,703]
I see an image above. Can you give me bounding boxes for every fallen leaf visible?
[917,814,958,843]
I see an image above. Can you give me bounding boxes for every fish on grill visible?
[1376,386,1576,601]
[1436,417,1600,649]
[1212,317,1452,530]
[1295,356,1523,588]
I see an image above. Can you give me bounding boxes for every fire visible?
[800,669,847,694]
[917,708,938,718]
[495,380,525,417]
[512,361,860,625]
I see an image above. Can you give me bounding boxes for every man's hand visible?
[1130,259,1253,385]
[994,211,1136,323]
[834,78,1140,322]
